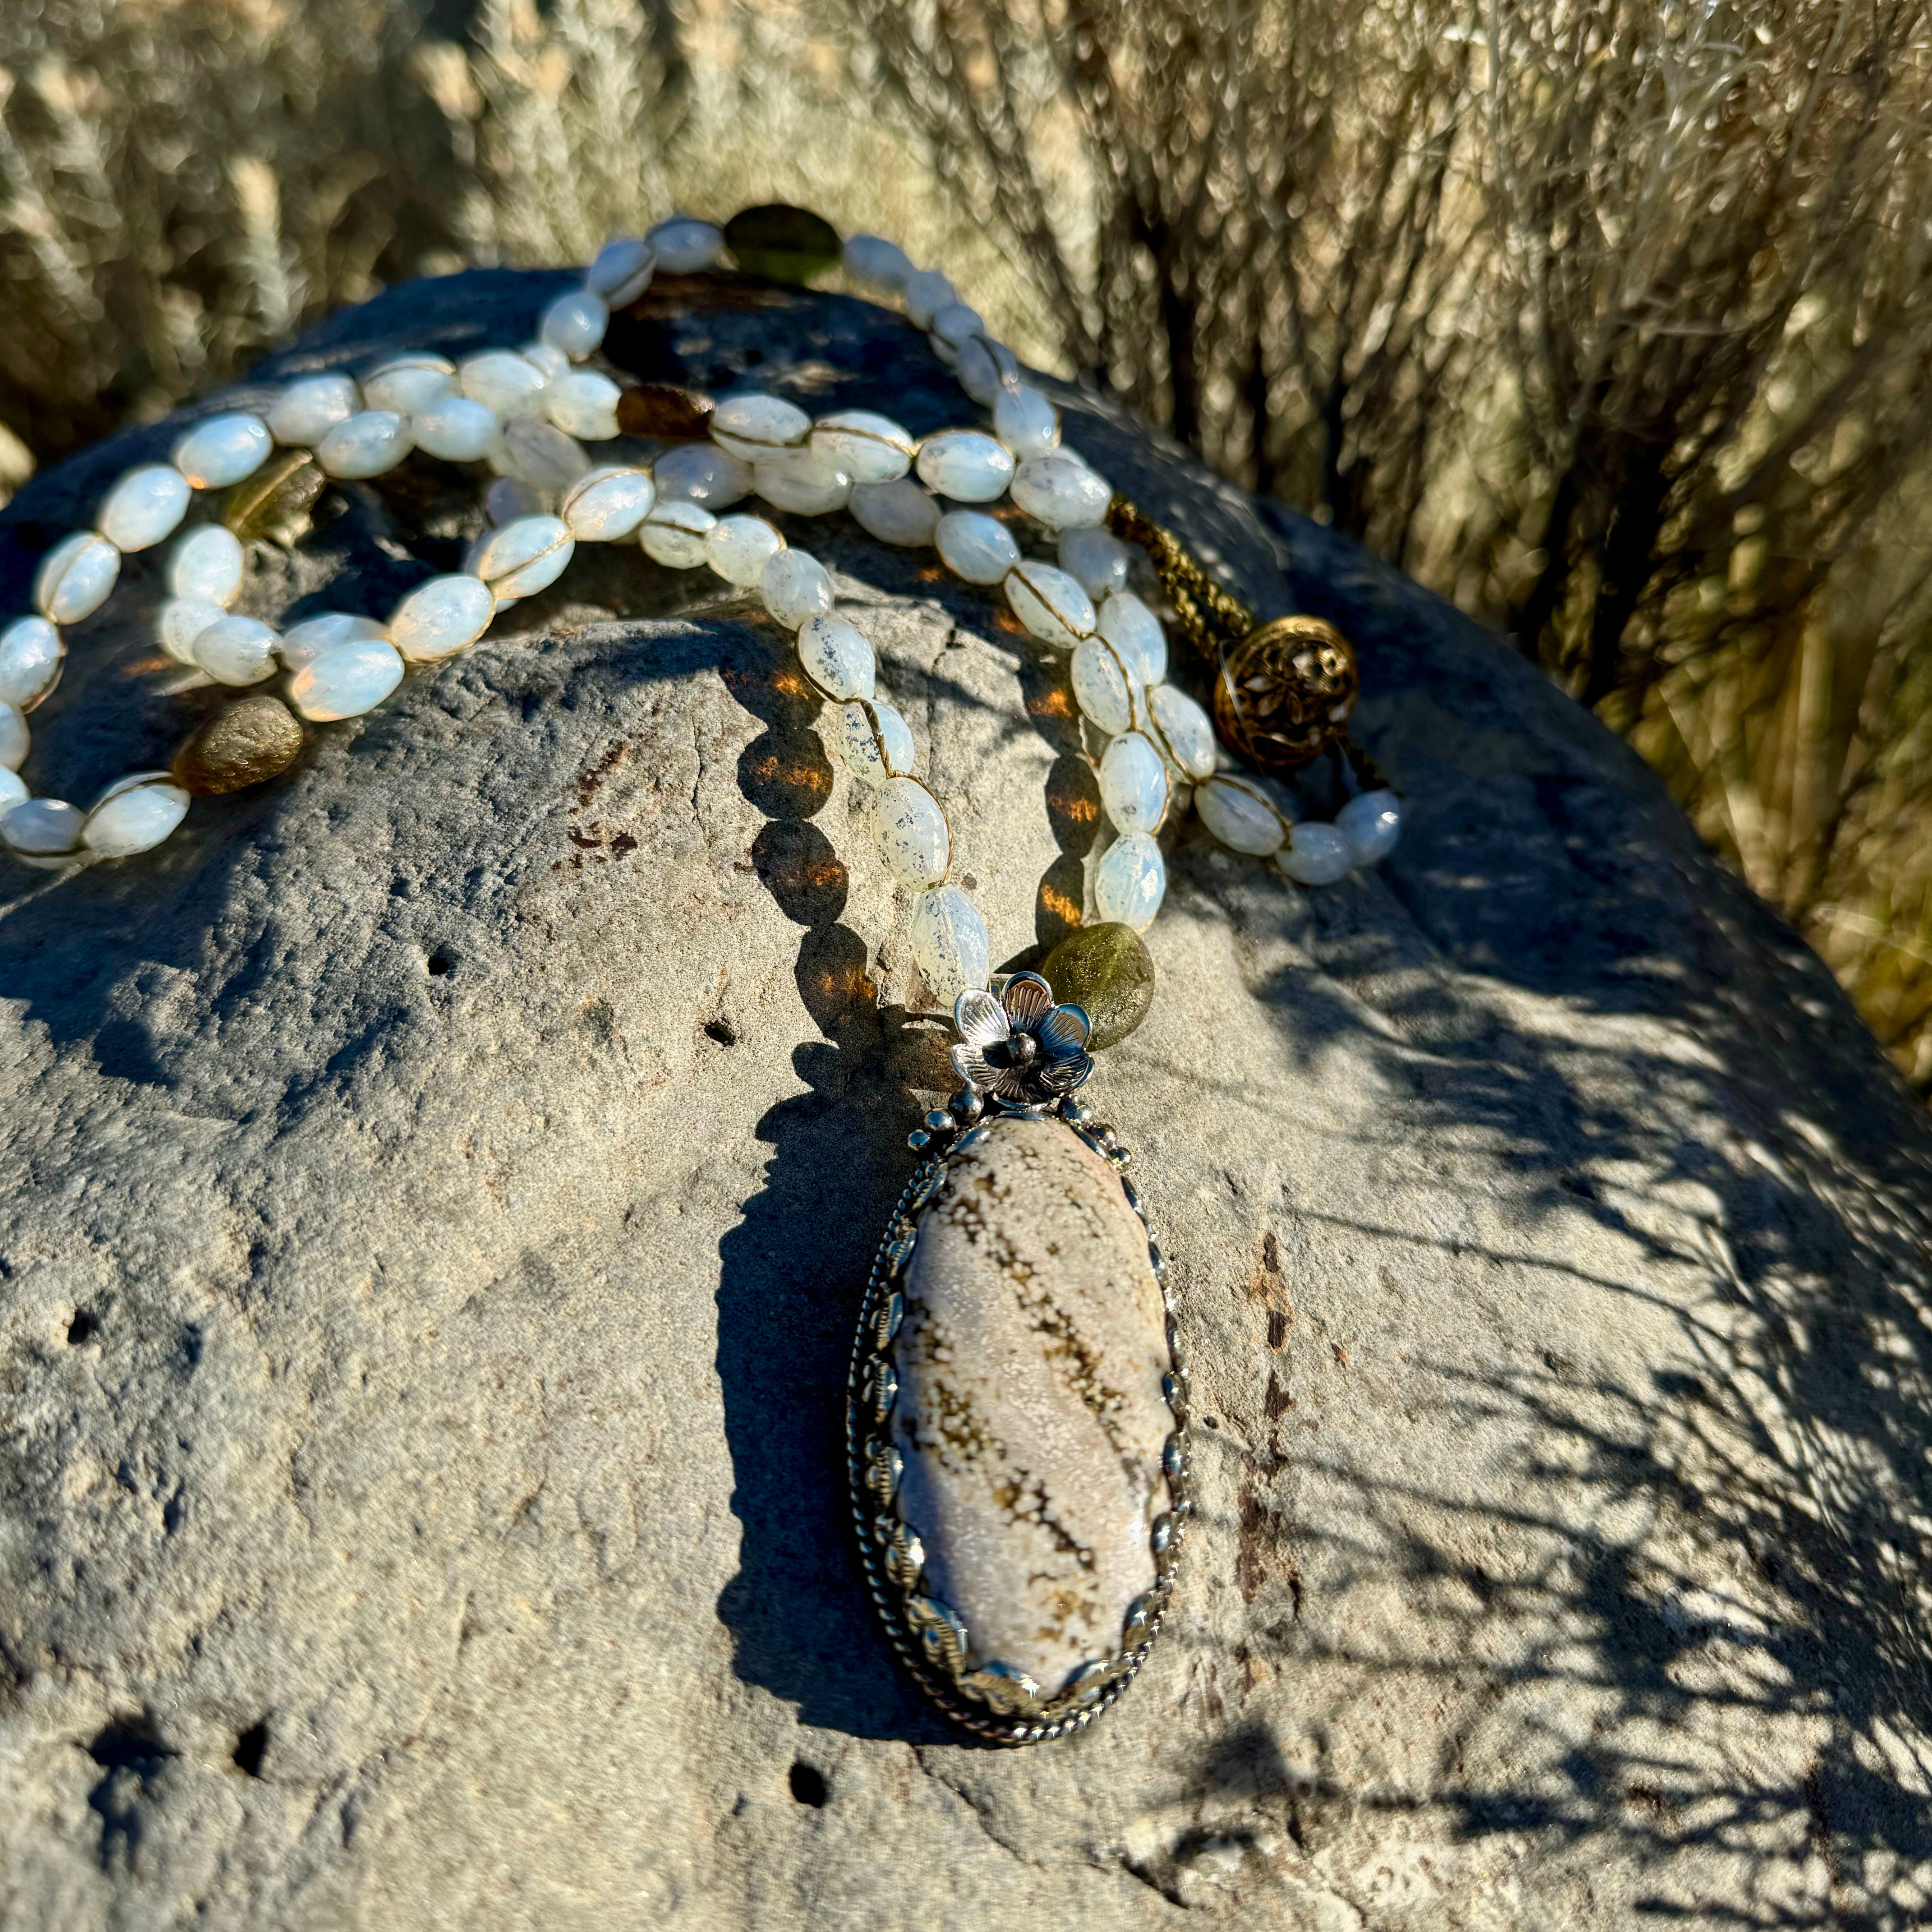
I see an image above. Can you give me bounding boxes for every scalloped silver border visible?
[846,1102,1191,1745]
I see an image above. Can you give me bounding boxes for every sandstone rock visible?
[893,1113,1174,1696]
[0,265,1929,1929]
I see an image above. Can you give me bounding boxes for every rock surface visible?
[894,1113,1173,1692]
[0,266,1930,1929]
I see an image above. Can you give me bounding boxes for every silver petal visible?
[1036,1002,1090,1056]
[954,987,1010,1050]
[1035,1050,1093,1095]
[1001,971,1054,1028]
[951,1043,1027,1099]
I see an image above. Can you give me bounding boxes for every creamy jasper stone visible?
[892,1114,1174,1694]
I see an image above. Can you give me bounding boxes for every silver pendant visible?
[847,973,1190,1744]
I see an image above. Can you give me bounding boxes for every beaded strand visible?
[0,213,1403,1007]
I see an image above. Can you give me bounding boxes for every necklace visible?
[0,204,1403,1745]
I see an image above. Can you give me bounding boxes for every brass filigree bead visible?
[1210,615,1360,772]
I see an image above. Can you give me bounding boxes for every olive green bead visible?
[172,692,305,796]
[724,204,842,285]
[1042,921,1155,1051]
[224,448,326,546]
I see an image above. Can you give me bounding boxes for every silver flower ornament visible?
[950,970,1093,1105]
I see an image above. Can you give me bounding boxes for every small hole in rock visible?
[232,1720,269,1778]
[426,948,457,977]
[788,1761,828,1807]
[67,1310,100,1346]
[1202,1415,1220,1429]
[705,1018,739,1047]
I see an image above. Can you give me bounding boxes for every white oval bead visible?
[157,596,228,664]
[705,514,784,588]
[289,640,406,721]
[1070,637,1140,737]
[755,448,851,516]
[0,617,63,709]
[540,287,609,360]
[3,797,85,856]
[520,340,570,385]
[0,768,26,812]
[413,395,500,463]
[1011,451,1111,528]
[761,549,835,630]
[1005,561,1096,649]
[33,532,120,624]
[849,478,940,547]
[903,269,958,329]
[1196,774,1286,856]
[83,778,189,857]
[712,393,811,462]
[810,411,914,484]
[955,335,1019,407]
[1060,527,1131,599]
[1098,731,1169,834]
[915,430,1015,503]
[461,350,550,420]
[871,775,950,887]
[1098,591,1167,686]
[639,497,716,568]
[907,883,990,1006]
[0,700,27,770]
[167,524,245,606]
[935,510,1019,586]
[546,369,622,442]
[561,466,655,541]
[316,410,413,480]
[503,417,591,492]
[193,614,278,685]
[842,234,913,291]
[280,612,389,669]
[1277,821,1355,885]
[1094,831,1167,931]
[646,216,724,274]
[97,464,191,552]
[929,302,985,351]
[992,386,1060,458]
[653,443,755,509]
[1337,789,1402,865]
[267,374,359,447]
[362,355,457,415]
[587,237,655,307]
[172,412,272,489]
[835,699,915,785]
[1147,683,1217,781]
[485,478,545,527]
[472,515,574,602]
[390,574,496,662]
[797,615,876,700]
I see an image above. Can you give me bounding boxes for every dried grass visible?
[4,0,1932,1089]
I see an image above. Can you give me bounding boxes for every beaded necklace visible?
[0,205,1402,1744]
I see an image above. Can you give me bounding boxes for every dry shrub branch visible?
[854,0,1932,1092]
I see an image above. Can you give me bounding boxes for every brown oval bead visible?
[1043,921,1156,1052]
[724,203,842,286]
[617,382,715,440]
[224,448,326,546]
[1210,615,1360,771]
[172,692,305,797]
